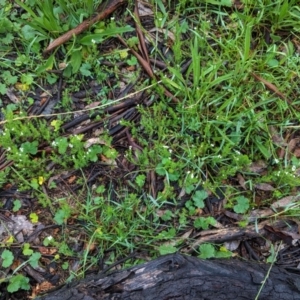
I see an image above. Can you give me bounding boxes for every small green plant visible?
[194,217,216,230]
[198,243,232,259]
[1,249,14,268]
[0,106,117,191]
[1,246,41,293]
[233,196,250,214]
[7,274,30,293]
[158,244,178,255]
[12,200,22,212]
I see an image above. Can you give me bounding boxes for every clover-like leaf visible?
[1,249,14,268]
[158,245,177,255]
[21,141,38,155]
[198,243,216,259]
[192,190,208,208]
[233,196,250,214]
[7,274,30,293]
[29,252,41,268]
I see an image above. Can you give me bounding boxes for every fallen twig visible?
[251,72,290,104]
[43,0,127,55]
[117,35,179,103]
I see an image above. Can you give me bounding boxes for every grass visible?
[1,0,300,297]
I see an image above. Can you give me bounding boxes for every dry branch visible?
[36,253,300,300]
[43,0,127,55]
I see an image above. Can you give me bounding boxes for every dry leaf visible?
[271,195,300,209]
[6,88,20,103]
[255,183,275,191]
[85,101,101,109]
[293,148,300,158]
[281,230,300,240]
[248,160,267,173]
[38,247,57,255]
[224,240,240,251]
[251,72,287,100]
[161,229,193,247]
[224,210,243,221]
[137,1,153,16]
[248,208,274,222]
[31,281,55,297]
[100,154,117,165]
[84,137,110,148]
[269,125,287,147]
[237,173,247,190]
[67,175,77,184]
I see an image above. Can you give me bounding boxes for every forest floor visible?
[1,0,300,298]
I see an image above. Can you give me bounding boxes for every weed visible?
[1,247,40,293]
[198,243,233,259]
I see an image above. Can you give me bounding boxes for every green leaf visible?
[30,178,39,190]
[203,0,232,6]
[21,24,38,40]
[1,249,14,268]
[0,17,13,33]
[215,250,233,258]
[79,26,134,45]
[23,243,33,256]
[157,228,176,240]
[36,54,55,74]
[7,274,30,293]
[135,174,146,188]
[15,54,29,67]
[13,199,22,212]
[126,55,138,66]
[70,49,82,74]
[54,207,71,225]
[55,137,68,154]
[3,71,18,85]
[198,243,216,259]
[59,241,73,256]
[80,63,92,77]
[2,33,14,45]
[103,147,118,159]
[255,139,271,159]
[21,141,38,155]
[194,217,216,229]
[30,212,39,223]
[267,59,279,67]
[192,190,208,208]
[158,245,177,255]
[185,184,195,194]
[96,185,105,194]
[43,236,54,247]
[29,252,41,268]
[267,244,277,263]
[21,73,34,85]
[62,261,69,270]
[0,83,7,95]
[155,163,166,176]
[87,145,102,162]
[46,73,58,84]
[233,196,250,214]
[161,210,173,221]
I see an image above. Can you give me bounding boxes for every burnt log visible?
[36,254,300,300]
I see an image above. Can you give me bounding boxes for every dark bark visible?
[35,254,300,300]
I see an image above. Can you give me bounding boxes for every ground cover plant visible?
[0,0,300,298]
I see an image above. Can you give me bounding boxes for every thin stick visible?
[43,0,127,55]
[0,82,160,125]
[254,241,282,300]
